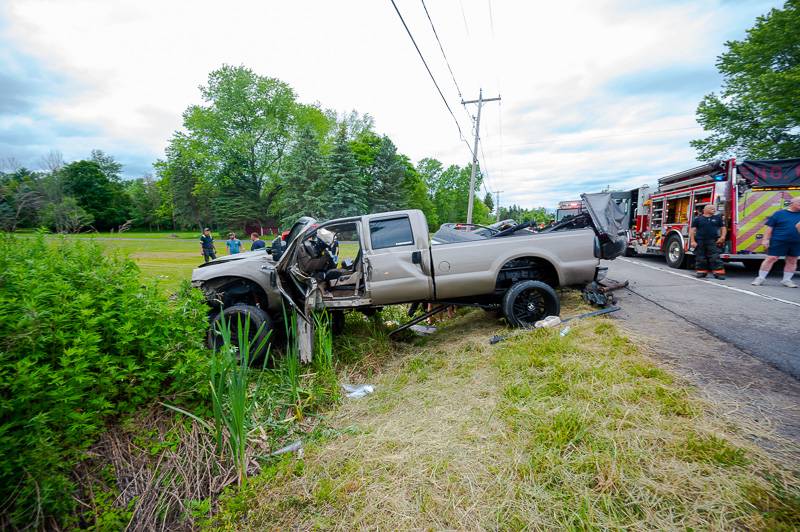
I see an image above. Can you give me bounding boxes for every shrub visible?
[0,234,209,527]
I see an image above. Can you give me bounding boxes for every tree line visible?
[1,65,511,234]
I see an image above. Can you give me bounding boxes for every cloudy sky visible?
[0,0,782,208]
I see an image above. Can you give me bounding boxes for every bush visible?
[0,234,209,527]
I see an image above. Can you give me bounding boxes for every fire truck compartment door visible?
[581,192,628,260]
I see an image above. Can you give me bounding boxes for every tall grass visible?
[166,310,270,487]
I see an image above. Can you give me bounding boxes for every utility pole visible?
[462,88,500,224]
[494,190,503,222]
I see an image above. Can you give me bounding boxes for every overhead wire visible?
[389,0,473,157]
[420,0,464,101]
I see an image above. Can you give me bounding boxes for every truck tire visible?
[502,280,560,328]
[665,235,686,269]
[208,304,273,363]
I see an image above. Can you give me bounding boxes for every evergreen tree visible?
[281,125,327,224]
[327,125,366,218]
[483,191,494,214]
[368,136,405,213]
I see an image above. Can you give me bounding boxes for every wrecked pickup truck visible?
[191,193,626,354]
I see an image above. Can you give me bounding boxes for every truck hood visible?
[581,192,627,260]
[196,249,272,267]
[192,250,274,282]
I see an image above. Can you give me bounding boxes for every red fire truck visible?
[628,158,800,269]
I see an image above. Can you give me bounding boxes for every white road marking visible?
[618,258,800,309]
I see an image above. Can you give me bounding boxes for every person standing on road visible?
[225,233,243,255]
[250,232,266,251]
[690,204,727,279]
[200,228,216,263]
[751,196,800,288]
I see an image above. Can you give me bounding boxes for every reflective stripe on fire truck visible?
[736,190,800,253]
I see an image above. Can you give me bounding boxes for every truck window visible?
[369,216,414,249]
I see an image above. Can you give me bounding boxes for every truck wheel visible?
[665,235,686,269]
[502,281,560,328]
[208,304,273,363]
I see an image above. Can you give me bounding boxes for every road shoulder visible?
[611,286,800,464]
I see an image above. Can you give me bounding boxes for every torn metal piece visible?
[343,384,375,399]
[270,440,302,456]
[409,324,437,336]
[534,315,561,328]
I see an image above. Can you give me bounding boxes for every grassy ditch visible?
[208,300,800,530]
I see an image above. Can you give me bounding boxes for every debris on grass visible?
[342,384,375,399]
[269,440,303,457]
[409,324,437,335]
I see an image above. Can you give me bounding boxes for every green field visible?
[25,233,358,292]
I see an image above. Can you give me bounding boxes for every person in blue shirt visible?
[250,232,266,251]
[752,196,800,288]
[225,233,243,255]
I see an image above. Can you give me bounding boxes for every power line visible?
[479,141,494,195]
[389,0,470,147]
[420,0,464,101]
[487,0,496,38]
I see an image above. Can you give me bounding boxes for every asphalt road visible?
[605,255,800,379]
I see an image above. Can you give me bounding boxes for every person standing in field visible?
[690,204,727,279]
[200,228,216,263]
[225,233,243,255]
[250,232,266,251]
[751,196,800,288]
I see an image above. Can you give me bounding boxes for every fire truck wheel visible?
[665,235,686,269]
[502,280,560,328]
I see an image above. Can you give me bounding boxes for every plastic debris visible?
[560,326,571,336]
[270,440,302,457]
[534,315,562,328]
[409,324,437,336]
[342,384,375,399]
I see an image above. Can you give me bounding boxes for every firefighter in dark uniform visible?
[690,204,727,279]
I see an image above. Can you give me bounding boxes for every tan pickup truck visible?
[192,193,626,350]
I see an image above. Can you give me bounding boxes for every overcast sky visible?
[0,0,783,208]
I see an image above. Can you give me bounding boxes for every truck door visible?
[363,212,433,305]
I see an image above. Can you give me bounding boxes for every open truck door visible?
[581,192,628,260]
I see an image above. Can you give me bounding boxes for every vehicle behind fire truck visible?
[627,158,800,269]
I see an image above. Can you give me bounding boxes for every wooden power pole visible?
[462,88,500,224]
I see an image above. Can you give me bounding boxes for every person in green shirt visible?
[200,228,216,263]
[225,233,243,255]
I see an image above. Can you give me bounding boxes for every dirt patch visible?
[611,287,800,464]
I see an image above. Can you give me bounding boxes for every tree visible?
[180,65,301,200]
[327,125,366,218]
[61,160,130,230]
[367,137,406,213]
[483,191,494,214]
[0,169,44,231]
[691,1,800,159]
[281,126,327,224]
[90,149,123,182]
[400,156,438,229]
[41,196,94,233]
[127,175,164,230]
